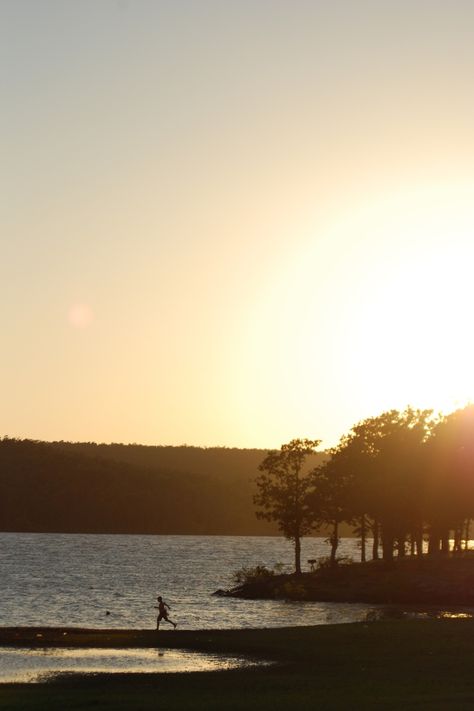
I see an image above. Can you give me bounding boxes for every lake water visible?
[0,532,380,629]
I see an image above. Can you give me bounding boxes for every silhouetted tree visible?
[329,408,433,563]
[310,449,354,566]
[254,439,321,574]
[425,405,474,554]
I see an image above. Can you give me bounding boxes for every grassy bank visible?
[228,554,474,605]
[1,620,474,709]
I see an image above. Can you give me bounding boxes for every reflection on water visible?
[363,607,474,623]
[0,647,261,683]
[0,533,386,629]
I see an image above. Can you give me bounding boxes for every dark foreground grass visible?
[1,620,474,710]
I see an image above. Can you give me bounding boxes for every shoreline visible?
[223,555,474,605]
[2,621,474,709]
[0,627,180,649]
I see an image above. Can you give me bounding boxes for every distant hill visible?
[0,438,328,536]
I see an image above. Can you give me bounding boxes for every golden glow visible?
[5,3,474,447]
[240,185,474,445]
[341,187,474,419]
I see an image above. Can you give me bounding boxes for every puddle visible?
[0,647,263,683]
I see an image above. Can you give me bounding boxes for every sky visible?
[3,0,474,449]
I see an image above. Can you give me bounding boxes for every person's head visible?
[157,596,162,601]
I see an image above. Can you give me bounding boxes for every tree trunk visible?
[397,536,406,558]
[465,519,471,551]
[415,530,423,558]
[428,530,441,555]
[330,521,339,567]
[372,519,379,560]
[454,529,460,553]
[453,527,462,554]
[441,532,450,555]
[360,515,366,563]
[382,533,394,563]
[294,535,302,575]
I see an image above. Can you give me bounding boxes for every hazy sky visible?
[3,0,474,448]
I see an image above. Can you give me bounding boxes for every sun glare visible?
[346,244,474,416]
[243,185,474,444]
[341,187,474,418]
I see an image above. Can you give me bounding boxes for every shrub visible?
[317,555,354,569]
[233,565,275,585]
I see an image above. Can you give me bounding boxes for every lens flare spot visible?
[68,303,94,329]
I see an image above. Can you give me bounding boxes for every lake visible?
[0,532,413,630]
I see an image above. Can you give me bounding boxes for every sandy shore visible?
[0,627,176,648]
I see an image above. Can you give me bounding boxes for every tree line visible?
[0,438,286,535]
[255,406,474,573]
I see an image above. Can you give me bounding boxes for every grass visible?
[2,619,474,709]
[231,554,474,604]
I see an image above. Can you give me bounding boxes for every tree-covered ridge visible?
[50,441,272,478]
[5,404,474,548]
[0,438,324,535]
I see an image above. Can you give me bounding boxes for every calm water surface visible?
[0,533,378,629]
[0,647,261,683]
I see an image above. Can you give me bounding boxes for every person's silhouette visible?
[154,595,177,630]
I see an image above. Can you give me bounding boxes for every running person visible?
[155,596,177,630]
